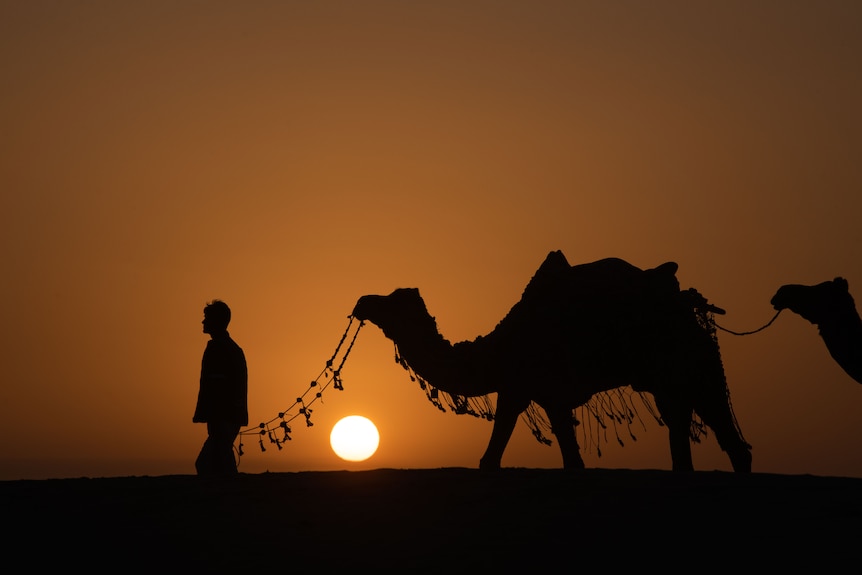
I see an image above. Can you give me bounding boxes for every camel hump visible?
[519,252,682,309]
[567,256,680,291]
[530,252,680,287]
[537,250,571,275]
[519,251,573,300]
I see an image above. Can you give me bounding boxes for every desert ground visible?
[3,467,860,571]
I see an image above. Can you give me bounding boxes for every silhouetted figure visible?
[193,300,248,476]
[772,278,862,385]
[351,250,752,473]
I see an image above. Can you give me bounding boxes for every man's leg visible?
[195,434,215,476]
[208,422,240,475]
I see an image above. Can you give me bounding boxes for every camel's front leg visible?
[544,404,585,471]
[479,393,530,470]
[654,393,694,472]
[667,422,694,472]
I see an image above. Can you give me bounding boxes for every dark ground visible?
[2,468,860,571]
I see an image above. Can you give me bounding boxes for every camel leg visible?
[693,403,752,473]
[666,421,694,472]
[544,404,585,471]
[479,393,530,470]
[654,393,694,472]
[713,426,752,473]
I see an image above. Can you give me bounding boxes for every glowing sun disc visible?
[330,415,380,462]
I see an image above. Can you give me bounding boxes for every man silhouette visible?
[193,300,248,476]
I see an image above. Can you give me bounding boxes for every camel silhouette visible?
[352,250,752,472]
[771,277,862,385]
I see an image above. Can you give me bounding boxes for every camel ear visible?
[835,277,849,291]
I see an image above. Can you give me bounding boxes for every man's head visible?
[202,300,231,335]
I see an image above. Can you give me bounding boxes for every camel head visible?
[352,288,442,342]
[771,278,853,326]
[354,287,422,321]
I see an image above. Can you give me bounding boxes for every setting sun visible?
[330,416,380,462]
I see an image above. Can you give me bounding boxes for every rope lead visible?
[715,309,782,336]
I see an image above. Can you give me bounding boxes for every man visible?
[193,300,248,476]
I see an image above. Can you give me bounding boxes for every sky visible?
[2,0,861,481]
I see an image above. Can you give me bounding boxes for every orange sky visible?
[2,1,861,481]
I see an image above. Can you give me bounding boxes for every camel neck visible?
[818,313,862,385]
[393,334,499,397]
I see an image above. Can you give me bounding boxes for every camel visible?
[352,250,752,473]
[771,277,862,385]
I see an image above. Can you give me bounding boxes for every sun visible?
[330,415,380,462]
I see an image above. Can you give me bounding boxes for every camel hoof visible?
[730,449,752,473]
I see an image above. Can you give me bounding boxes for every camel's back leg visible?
[544,404,585,471]
[479,393,531,470]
